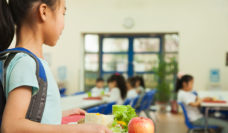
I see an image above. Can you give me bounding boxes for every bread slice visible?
[85,113,114,128]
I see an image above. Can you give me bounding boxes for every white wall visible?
[44,0,228,94]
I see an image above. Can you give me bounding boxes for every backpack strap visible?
[0,53,17,124]
[0,47,47,123]
[0,81,5,126]
[3,53,17,90]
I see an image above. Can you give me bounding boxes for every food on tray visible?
[84,113,114,128]
[112,105,137,132]
[77,118,85,124]
[128,117,155,133]
[76,105,154,133]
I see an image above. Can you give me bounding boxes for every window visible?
[84,35,99,90]
[84,33,179,91]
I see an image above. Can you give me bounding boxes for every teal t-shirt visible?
[5,53,62,125]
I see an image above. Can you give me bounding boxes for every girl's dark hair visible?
[0,0,59,51]
[175,75,194,92]
[134,76,145,88]
[127,77,136,88]
[108,74,127,100]
[96,77,104,83]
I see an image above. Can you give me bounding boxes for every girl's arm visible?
[103,89,119,103]
[189,97,202,107]
[1,86,112,133]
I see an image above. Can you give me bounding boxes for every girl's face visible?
[96,81,104,89]
[43,0,66,46]
[108,81,116,89]
[126,82,131,90]
[183,80,194,92]
[135,80,140,87]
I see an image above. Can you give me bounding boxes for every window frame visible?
[84,33,179,90]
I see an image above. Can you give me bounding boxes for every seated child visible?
[104,74,127,105]
[177,75,228,133]
[91,78,104,97]
[134,76,145,94]
[126,77,138,99]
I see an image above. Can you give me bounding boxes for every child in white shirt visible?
[134,76,145,94]
[91,78,104,97]
[177,75,228,133]
[104,74,127,105]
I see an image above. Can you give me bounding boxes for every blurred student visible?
[126,77,138,99]
[104,74,127,105]
[134,76,146,109]
[91,78,104,97]
[176,75,228,133]
[134,76,145,94]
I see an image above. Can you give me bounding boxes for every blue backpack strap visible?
[0,47,47,123]
[2,47,47,82]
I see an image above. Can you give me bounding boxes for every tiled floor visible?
[140,112,188,133]
[156,113,187,133]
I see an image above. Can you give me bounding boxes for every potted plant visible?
[154,53,178,113]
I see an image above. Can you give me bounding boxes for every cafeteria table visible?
[201,101,228,133]
[61,94,106,111]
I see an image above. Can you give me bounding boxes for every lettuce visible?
[112,105,137,133]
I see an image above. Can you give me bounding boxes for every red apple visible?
[128,117,155,133]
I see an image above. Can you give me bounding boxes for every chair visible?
[178,102,218,133]
[144,90,157,110]
[59,88,66,95]
[192,91,198,96]
[97,104,107,114]
[143,90,156,110]
[86,104,107,113]
[137,90,157,120]
[86,106,100,113]
[103,102,116,115]
[136,93,148,113]
[59,88,67,97]
[136,90,157,112]
[60,94,67,97]
[123,98,131,105]
[72,91,85,96]
[131,96,140,108]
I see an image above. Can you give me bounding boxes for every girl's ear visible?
[38,3,48,22]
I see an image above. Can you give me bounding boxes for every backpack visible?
[0,47,47,126]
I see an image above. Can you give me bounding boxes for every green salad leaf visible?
[112,105,137,133]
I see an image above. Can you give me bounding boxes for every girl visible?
[91,78,104,97]
[176,75,228,133]
[134,76,145,94]
[126,77,138,99]
[105,74,127,105]
[0,0,111,133]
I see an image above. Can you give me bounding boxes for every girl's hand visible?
[197,98,202,104]
[71,108,86,115]
[136,89,141,94]
[62,108,86,117]
[77,124,113,133]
